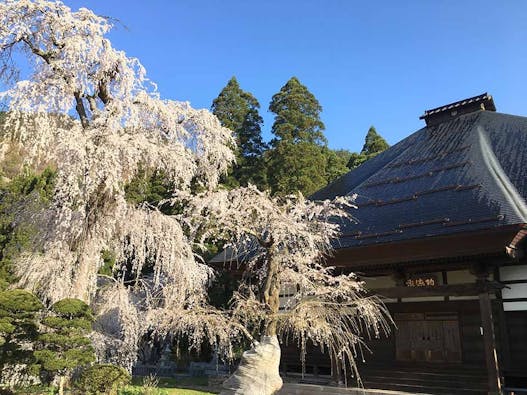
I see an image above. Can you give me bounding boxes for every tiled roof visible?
[419,93,495,119]
[310,110,527,248]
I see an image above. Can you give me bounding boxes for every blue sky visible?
[60,1,527,151]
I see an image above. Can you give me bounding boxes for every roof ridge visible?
[420,93,495,117]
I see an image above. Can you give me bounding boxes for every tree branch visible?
[74,92,89,128]
[97,81,111,105]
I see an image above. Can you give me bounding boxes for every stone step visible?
[279,383,429,395]
[360,370,487,385]
[359,365,485,375]
[362,380,486,395]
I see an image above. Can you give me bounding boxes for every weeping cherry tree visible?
[167,187,391,394]
[0,2,390,393]
[0,0,234,369]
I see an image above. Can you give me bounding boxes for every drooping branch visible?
[182,186,389,389]
[0,0,235,369]
[261,243,280,336]
[21,37,53,64]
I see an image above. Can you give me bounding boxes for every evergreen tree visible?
[267,77,328,196]
[0,289,43,380]
[347,126,390,170]
[324,148,352,183]
[0,168,56,290]
[361,125,389,155]
[212,77,267,189]
[35,298,96,395]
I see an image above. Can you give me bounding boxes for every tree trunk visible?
[220,243,283,394]
[262,246,280,337]
[58,375,65,395]
[220,335,283,395]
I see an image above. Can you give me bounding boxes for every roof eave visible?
[330,224,526,270]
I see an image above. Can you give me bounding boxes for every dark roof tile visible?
[311,110,527,248]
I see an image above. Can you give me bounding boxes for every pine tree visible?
[35,298,95,395]
[267,77,328,196]
[0,289,43,379]
[212,77,267,189]
[347,126,390,170]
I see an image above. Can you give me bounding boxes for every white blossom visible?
[0,0,233,365]
[177,187,391,389]
[0,3,390,390]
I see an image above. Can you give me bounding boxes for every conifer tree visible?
[35,298,96,395]
[212,77,267,189]
[361,125,389,155]
[324,148,352,183]
[0,169,56,290]
[267,77,328,196]
[347,126,390,170]
[0,289,43,381]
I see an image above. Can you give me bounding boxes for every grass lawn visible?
[157,389,215,395]
[128,376,219,394]
[122,387,214,395]
[9,376,220,394]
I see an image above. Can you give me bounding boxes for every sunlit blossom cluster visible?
[0,2,389,386]
[0,0,233,364]
[181,187,391,385]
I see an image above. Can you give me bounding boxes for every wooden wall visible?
[280,299,491,375]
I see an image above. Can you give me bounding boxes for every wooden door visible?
[395,320,412,361]
[395,313,461,363]
[443,320,462,362]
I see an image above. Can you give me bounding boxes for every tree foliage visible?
[0,289,43,380]
[347,126,389,170]
[267,77,329,196]
[212,77,267,189]
[268,77,326,145]
[167,187,391,392]
[35,298,95,394]
[0,0,233,368]
[0,168,56,290]
[324,148,352,184]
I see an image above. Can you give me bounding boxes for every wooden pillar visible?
[479,291,501,394]
[495,267,511,371]
[471,262,502,394]
[392,268,406,303]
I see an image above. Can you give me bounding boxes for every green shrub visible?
[0,289,43,313]
[11,385,56,394]
[76,364,131,395]
[117,387,142,395]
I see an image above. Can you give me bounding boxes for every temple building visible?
[280,93,527,394]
